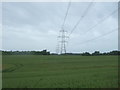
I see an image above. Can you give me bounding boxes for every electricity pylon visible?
[57,27,68,54]
[56,1,71,54]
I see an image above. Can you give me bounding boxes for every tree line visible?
[1,50,50,55]
[63,51,120,56]
[0,50,120,55]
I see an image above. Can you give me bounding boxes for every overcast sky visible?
[2,2,118,53]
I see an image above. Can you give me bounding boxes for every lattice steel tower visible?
[58,27,68,54]
[56,1,71,54]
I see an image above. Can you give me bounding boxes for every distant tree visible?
[102,52,108,55]
[109,51,119,55]
[92,51,100,56]
[41,50,50,55]
[82,52,91,56]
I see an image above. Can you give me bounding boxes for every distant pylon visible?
[56,1,70,54]
[57,27,68,54]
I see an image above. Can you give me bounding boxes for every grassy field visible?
[2,55,118,88]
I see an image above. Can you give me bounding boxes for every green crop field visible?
[2,55,118,88]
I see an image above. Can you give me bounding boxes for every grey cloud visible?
[2,2,118,53]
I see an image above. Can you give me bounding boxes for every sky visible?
[1,2,118,53]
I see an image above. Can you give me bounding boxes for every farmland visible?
[2,55,118,88]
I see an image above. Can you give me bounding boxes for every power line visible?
[62,1,71,28]
[84,6,119,34]
[67,3,118,48]
[68,1,94,37]
[79,28,118,45]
